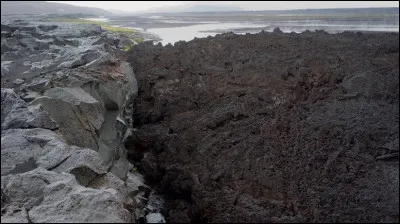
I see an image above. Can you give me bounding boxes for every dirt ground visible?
[127,30,399,223]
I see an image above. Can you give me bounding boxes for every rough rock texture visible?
[51,148,107,186]
[1,17,144,223]
[1,88,25,123]
[127,31,399,223]
[88,172,128,198]
[2,104,58,131]
[0,19,133,86]
[1,88,58,131]
[32,87,105,150]
[1,168,132,223]
[1,128,70,176]
[126,172,149,197]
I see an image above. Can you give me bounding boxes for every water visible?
[147,20,399,46]
[83,17,109,22]
[101,10,399,46]
[148,22,266,45]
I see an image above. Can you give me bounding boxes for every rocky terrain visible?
[127,29,399,222]
[1,18,163,223]
[1,15,399,224]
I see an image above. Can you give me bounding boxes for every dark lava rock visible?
[273,27,283,34]
[127,31,399,223]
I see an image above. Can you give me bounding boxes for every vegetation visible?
[123,37,145,52]
[46,17,144,52]
[123,44,132,52]
[130,37,144,43]
[102,25,137,35]
[47,18,137,35]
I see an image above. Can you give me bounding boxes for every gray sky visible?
[49,1,399,12]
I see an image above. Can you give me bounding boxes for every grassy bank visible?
[47,18,138,36]
[47,17,143,51]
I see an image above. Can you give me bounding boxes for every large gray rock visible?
[17,35,35,48]
[12,78,25,85]
[1,88,58,131]
[32,87,105,150]
[1,61,15,78]
[29,183,132,223]
[21,91,41,102]
[146,213,166,223]
[110,157,133,180]
[45,23,102,39]
[21,78,50,93]
[1,128,70,175]
[52,148,107,186]
[2,104,58,131]
[126,172,148,197]
[33,39,50,50]
[1,168,133,223]
[1,167,75,210]
[88,172,128,199]
[1,208,29,223]
[1,88,25,124]
[37,25,58,32]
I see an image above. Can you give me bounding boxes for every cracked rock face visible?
[32,87,105,150]
[1,128,69,176]
[1,88,58,131]
[1,16,144,223]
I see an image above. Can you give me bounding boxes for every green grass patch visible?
[123,44,132,52]
[47,18,136,35]
[102,25,136,35]
[130,37,144,43]
[123,37,145,52]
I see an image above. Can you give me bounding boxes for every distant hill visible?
[133,4,243,14]
[183,5,243,12]
[155,7,399,17]
[1,1,112,16]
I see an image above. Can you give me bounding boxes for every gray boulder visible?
[1,88,25,124]
[29,183,132,223]
[1,208,29,223]
[52,36,65,46]
[33,39,50,50]
[12,78,25,85]
[1,167,76,210]
[45,23,102,39]
[21,91,41,102]
[88,172,128,199]
[21,78,50,93]
[110,157,133,180]
[37,25,58,32]
[273,27,284,34]
[17,35,36,48]
[2,104,58,131]
[1,88,58,131]
[126,172,149,197]
[52,148,107,186]
[32,87,105,150]
[1,128,70,176]
[2,168,133,223]
[1,61,15,78]
[146,213,166,223]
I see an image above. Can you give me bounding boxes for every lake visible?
[90,9,400,45]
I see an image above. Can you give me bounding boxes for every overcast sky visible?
[49,1,399,12]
